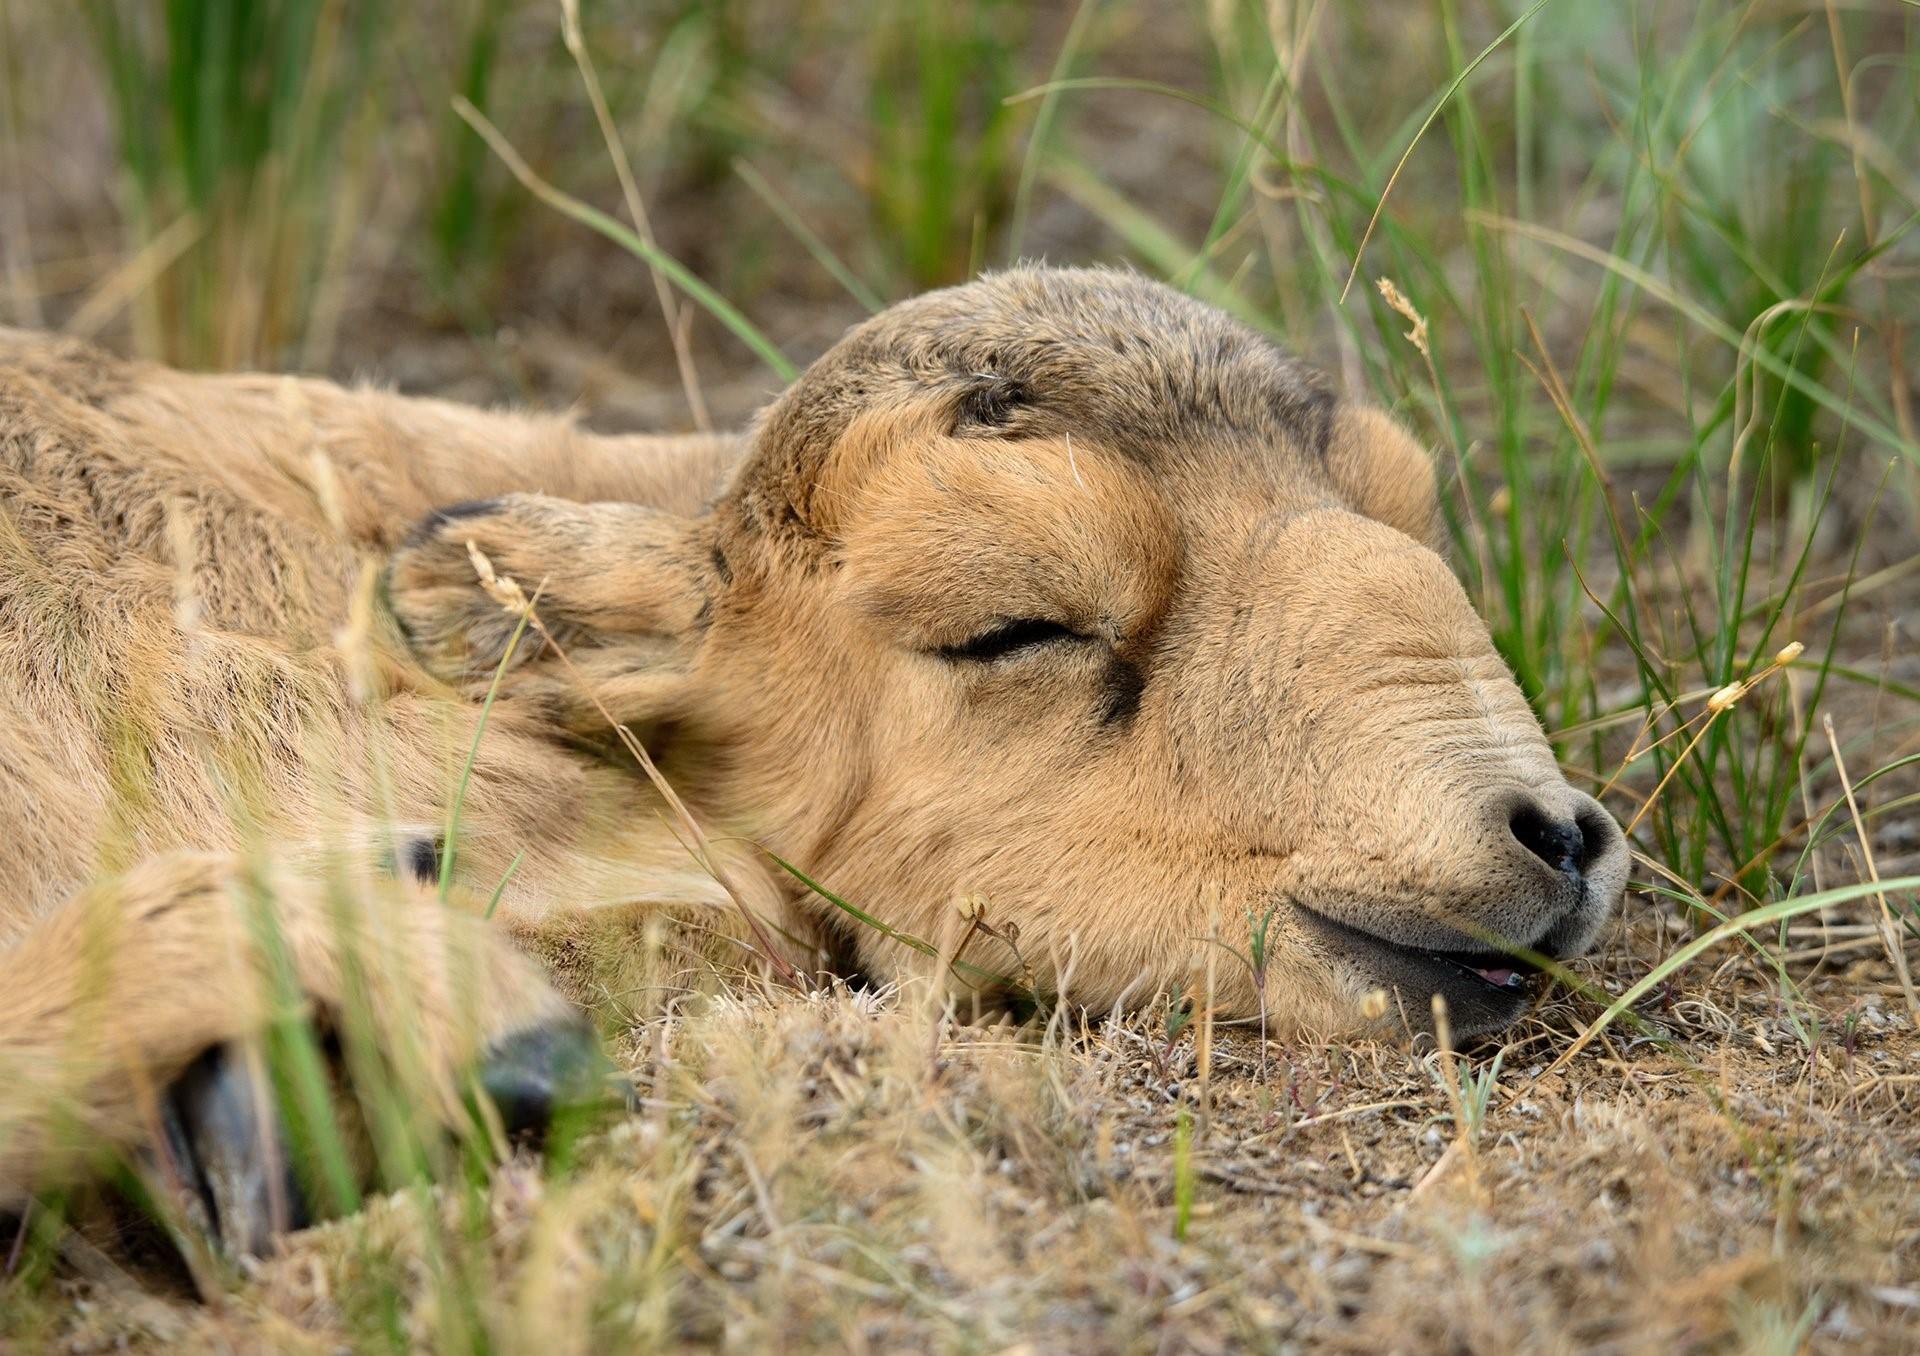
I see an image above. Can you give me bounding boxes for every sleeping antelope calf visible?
[0,268,1627,1251]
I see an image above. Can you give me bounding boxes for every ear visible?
[1322,403,1445,551]
[386,494,718,731]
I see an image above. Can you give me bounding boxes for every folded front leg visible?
[0,850,607,1250]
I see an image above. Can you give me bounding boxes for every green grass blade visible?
[438,590,534,904]
[455,96,798,382]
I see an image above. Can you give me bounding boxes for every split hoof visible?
[152,1019,627,1258]
[159,1046,305,1259]
[474,1019,634,1142]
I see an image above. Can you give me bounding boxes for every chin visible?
[1299,906,1549,1038]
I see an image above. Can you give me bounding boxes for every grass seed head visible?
[1375,276,1430,357]
[1706,682,1749,714]
[468,540,533,616]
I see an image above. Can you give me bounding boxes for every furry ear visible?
[1322,404,1444,550]
[386,494,717,730]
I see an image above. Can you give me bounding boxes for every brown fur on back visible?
[0,328,741,925]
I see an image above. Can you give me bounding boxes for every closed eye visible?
[935,617,1083,662]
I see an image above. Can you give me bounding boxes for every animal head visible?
[390,268,1628,1037]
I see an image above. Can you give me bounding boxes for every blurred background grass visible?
[4,0,1918,925]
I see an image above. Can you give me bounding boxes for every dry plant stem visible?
[466,546,807,992]
[559,0,711,432]
[1553,679,1733,741]
[1599,696,1723,804]
[946,897,986,994]
[1520,308,1634,566]
[1377,276,1491,598]
[64,213,203,341]
[1593,705,1666,803]
[1429,994,1478,1192]
[441,582,539,904]
[1769,551,1919,623]
[1622,647,1801,839]
[1623,709,1728,840]
[1197,940,1217,1141]
[1822,712,1920,1020]
[1786,668,1827,895]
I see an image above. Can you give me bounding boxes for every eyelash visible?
[935,617,1083,662]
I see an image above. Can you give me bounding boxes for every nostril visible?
[1509,801,1587,881]
[1572,806,1615,876]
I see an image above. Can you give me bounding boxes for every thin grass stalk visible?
[1536,873,1920,1081]
[438,587,536,905]
[1822,713,1920,1019]
[454,96,798,382]
[1338,0,1557,301]
[460,544,806,990]
[1007,0,1100,260]
[560,0,711,432]
[733,160,885,314]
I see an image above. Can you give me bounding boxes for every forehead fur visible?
[732,267,1335,536]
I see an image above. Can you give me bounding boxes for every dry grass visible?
[15,904,1920,1352]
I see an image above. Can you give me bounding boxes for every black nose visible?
[1508,801,1596,882]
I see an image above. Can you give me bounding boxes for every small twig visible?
[1197,938,1217,1142]
[1823,713,1920,1021]
[735,1144,781,1234]
[949,894,987,980]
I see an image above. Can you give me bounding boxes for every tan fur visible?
[0,269,1628,1207]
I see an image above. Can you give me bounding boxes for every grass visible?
[76,0,384,368]
[5,0,1920,1349]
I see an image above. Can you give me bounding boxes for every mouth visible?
[1292,904,1545,1035]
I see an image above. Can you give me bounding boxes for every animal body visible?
[0,268,1628,1248]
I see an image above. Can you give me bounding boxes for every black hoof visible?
[159,1046,307,1259]
[147,1021,625,1259]
[474,1020,630,1143]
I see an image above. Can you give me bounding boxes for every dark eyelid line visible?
[933,617,1083,662]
